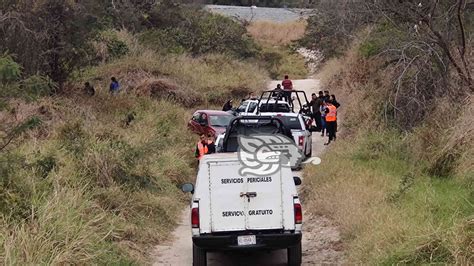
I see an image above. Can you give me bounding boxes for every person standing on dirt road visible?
[330,94,341,133]
[324,90,330,102]
[282,75,293,104]
[282,75,293,90]
[330,94,341,108]
[310,93,322,131]
[195,134,209,161]
[324,101,338,145]
[320,101,328,137]
[109,77,120,94]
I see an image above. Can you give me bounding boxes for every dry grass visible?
[246,20,309,79]
[247,20,307,46]
[79,52,267,106]
[0,93,199,264]
[76,29,268,107]
[302,132,473,264]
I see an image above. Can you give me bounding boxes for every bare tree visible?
[371,0,472,89]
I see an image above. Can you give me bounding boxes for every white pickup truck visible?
[182,117,303,266]
[265,113,313,158]
[235,99,292,116]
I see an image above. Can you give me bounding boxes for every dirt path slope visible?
[153,79,344,265]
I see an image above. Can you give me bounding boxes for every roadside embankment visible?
[302,33,473,264]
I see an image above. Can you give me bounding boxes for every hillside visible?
[301,1,473,264]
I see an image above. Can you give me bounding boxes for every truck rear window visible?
[278,117,302,130]
[260,103,290,112]
[223,120,294,152]
[236,102,248,112]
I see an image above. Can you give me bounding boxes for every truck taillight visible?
[294,203,302,224]
[191,207,199,228]
[298,136,304,147]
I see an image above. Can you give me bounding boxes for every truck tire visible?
[193,244,207,266]
[287,241,302,266]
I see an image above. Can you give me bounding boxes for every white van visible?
[183,116,304,265]
[182,153,303,266]
[183,153,302,265]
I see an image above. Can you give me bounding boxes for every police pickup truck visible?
[182,116,303,266]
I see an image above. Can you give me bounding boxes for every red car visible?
[188,110,234,136]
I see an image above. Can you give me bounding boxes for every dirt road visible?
[153,79,344,265]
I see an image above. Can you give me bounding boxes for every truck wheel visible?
[306,148,312,158]
[193,244,207,266]
[287,241,302,266]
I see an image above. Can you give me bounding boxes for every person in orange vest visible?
[195,134,209,160]
[324,100,338,145]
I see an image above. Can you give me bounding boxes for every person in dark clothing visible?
[207,134,216,154]
[109,77,120,94]
[324,90,330,102]
[272,84,284,100]
[330,95,340,134]
[222,100,233,111]
[318,90,324,100]
[84,82,95,96]
[330,95,341,108]
[309,93,322,131]
[320,101,327,137]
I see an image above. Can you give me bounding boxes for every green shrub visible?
[57,121,88,156]
[0,153,32,220]
[139,29,187,54]
[145,6,259,58]
[359,22,407,58]
[359,40,380,58]
[260,45,308,79]
[0,54,21,84]
[33,154,57,179]
[21,75,57,99]
[93,30,130,62]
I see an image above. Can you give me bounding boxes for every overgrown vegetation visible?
[247,21,308,79]
[0,1,269,264]
[303,131,473,264]
[0,96,196,264]
[0,1,261,86]
[303,0,473,264]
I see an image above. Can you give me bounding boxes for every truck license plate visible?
[237,235,256,246]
